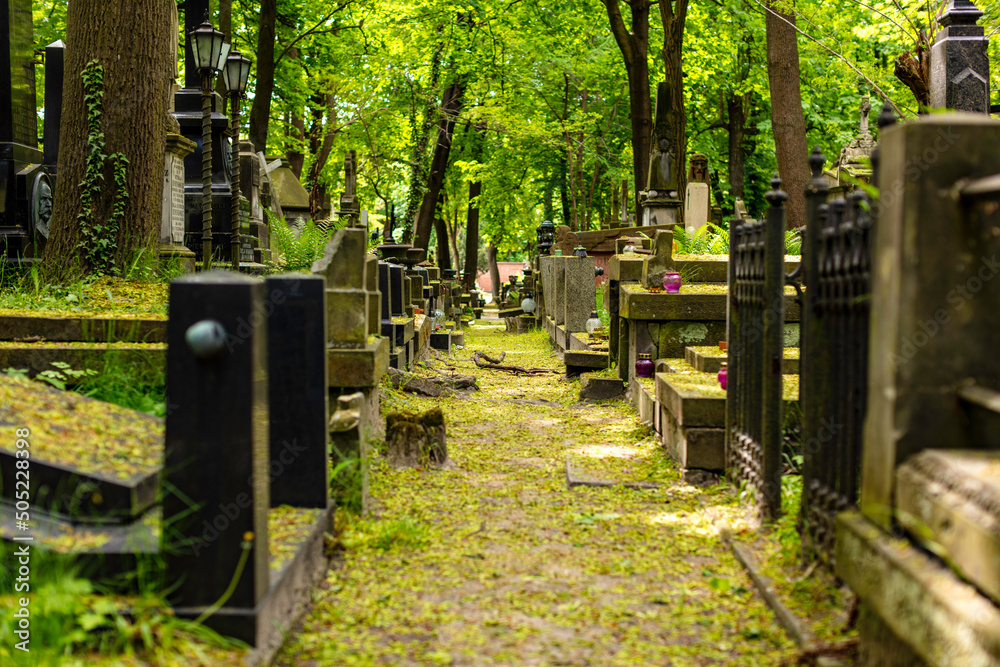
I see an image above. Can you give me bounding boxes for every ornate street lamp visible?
[536,220,554,255]
[189,20,228,269]
[221,50,252,271]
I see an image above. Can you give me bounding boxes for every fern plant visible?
[268,214,334,271]
[673,223,729,255]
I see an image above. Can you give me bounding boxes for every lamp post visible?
[536,220,554,255]
[188,20,228,270]
[221,50,251,271]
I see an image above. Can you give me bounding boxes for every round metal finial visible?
[809,147,826,178]
[185,320,228,359]
[765,174,787,206]
[877,101,897,131]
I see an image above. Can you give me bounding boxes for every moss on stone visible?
[269,506,324,573]
[0,375,163,480]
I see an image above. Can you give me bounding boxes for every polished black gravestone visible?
[163,272,270,615]
[930,1,990,113]
[0,0,49,262]
[266,274,329,508]
[378,261,394,325]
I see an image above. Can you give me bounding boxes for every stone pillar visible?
[160,133,197,272]
[552,256,567,326]
[861,113,1000,528]
[929,1,989,113]
[564,255,596,334]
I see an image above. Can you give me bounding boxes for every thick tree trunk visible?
[765,2,809,229]
[42,0,173,279]
[248,0,276,153]
[603,0,652,219]
[727,93,748,201]
[659,0,689,215]
[464,180,481,291]
[288,113,306,178]
[413,81,465,250]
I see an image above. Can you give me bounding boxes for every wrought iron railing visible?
[727,177,787,521]
[798,144,880,566]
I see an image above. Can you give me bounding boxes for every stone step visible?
[328,336,389,389]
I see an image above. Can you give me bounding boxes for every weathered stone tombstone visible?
[160,129,198,271]
[642,82,682,227]
[337,150,360,227]
[312,228,369,349]
[684,153,710,234]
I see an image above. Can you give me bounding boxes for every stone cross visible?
[929,0,989,113]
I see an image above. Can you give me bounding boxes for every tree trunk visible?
[248,0,276,153]
[486,242,501,301]
[602,0,652,219]
[727,92,748,201]
[42,0,173,279]
[288,112,306,178]
[765,1,809,229]
[413,81,465,250]
[464,180,481,291]
[559,155,570,225]
[433,192,451,271]
[659,0,689,215]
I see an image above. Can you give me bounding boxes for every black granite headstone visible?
[378,261,393,324]
[389,265,405,316]
[43,40,64,169]
[1,0,37,147]
[266,275,329,508]
[163,271,270,611]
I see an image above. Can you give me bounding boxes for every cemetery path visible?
[275,323,797,666]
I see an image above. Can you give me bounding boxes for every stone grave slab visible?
[685,345,800,374]
[0,375,162,521]
[564,349,609,377]
[0,314,167,342]
[579,374,626,401]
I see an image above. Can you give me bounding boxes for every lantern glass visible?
[222,51,252,96]
[189,21,225,73]
[215,41,231,74]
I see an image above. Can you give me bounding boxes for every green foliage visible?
[0,543,241,664]
[76,60,128,275]
[672,224,730,255]
[268,214,334,272]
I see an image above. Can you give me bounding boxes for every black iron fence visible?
[727,177,787,521]
[797,148,876,566]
